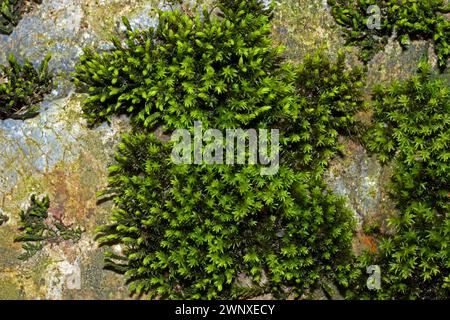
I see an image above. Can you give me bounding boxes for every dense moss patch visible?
[74,0,366,299]
[328,0,450,70]
[353,63,450,299]
[0,53,52,120]
[96,133,358,299]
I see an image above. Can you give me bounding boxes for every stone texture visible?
[0,0,156,300]
[0,0,448,300]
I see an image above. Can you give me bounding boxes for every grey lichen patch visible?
[0,92,129,298]
[0,0,85,94]
[76,249,130,300]
[0,223,129,299]
[0,95,125,214]
[272,0,347,63]
[325,138,394,229]
[324,138,398,257]
[81,0,160,42]
[0,94,127,193]
[366,39,432,91]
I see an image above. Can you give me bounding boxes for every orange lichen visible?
[361,234,378,253]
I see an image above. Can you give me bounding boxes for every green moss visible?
[0,53,53,120]
[97,133,358,299]
[72,0,367,299]
[328,0,450,71]
[15,195,83,261]
[0,0,42,35]
[353,62,450,299]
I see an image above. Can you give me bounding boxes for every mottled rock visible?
[0,0,448,300]
[0,0,156,300]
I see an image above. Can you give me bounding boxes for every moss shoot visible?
[0,0,43,35]
[0,53,53,120]
[74,0,365,299]
[328,0,450,71]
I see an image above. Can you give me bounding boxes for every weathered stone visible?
[0,0,448,299]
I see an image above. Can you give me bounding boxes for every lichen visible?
[272,0,347,63]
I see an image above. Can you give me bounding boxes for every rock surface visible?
[0,0,157,300]
[0,0,448,299]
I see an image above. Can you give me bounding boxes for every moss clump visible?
[0,0,42,35]
[0,53,53,120]
[328,0,450,70]
[75,0,365,299]
[97,133,358,299]
[354,63,450,299]
[73,1,283,129]
[15,195,83,261]
[288,50,366,172]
